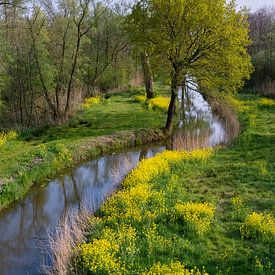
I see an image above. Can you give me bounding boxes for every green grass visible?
[0,92,167,211]
[22,92,167,143]
[77,95,275,274]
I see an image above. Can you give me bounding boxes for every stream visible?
[0,89,234,274]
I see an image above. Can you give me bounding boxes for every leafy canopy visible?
[127,0,252,92]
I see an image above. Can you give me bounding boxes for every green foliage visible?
[0,92,166,211]
[247,8,275,96]
[77,95,275,274]
[127,0,252,93]
[0,1,138,126]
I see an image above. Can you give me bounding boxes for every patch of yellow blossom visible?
[79,238,121,273]
[240,212,275,239]
[144,222,172,255]
[79,225,138,273]
[254,159,269,175]
[135,95,147,103]
[258,98,275,108]
[134,95,170,111]
[82,96,101,109]
[175,202,215,234]
[0,130,17,146]
[102,183,153,221]
[78,148,214,272]
[123,148,213,188]
[225,94,244,111]
[144,261,208,275]
[148,96,170,111]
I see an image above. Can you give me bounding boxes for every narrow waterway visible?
[0,89,234,274]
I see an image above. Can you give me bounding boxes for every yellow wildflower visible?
[258,98,275,107]
[144,261,208,275]
[240,212,275,239]
[148,96,170,111]
[175,202,215,234]
[0,130,17,147]
[82,96,101,109]
[135,95,147,103]
[79,239,121,273]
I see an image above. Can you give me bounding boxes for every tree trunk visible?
[140,52,154,99]
[165,71,179,132]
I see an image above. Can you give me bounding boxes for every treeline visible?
[0,0,253,131]
[247,6,275,98]
[0,0,138,127]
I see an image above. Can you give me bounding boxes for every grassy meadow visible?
[0,90,168,211]
[75,95,275,274]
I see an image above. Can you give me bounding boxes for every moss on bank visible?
[76,96,275,274]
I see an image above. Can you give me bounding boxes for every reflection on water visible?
[172,86,229,151]
[0,88,234,274]
[0,147,165,275]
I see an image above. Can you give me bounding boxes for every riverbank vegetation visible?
[0,0,274,273]
[74,96,274,274]
[126,0,252,131]
[0,92,167,211]
[247,7,275,98]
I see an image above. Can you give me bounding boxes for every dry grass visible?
[41,157,135,275]
[42,208,93,275]
[172,129,211,151]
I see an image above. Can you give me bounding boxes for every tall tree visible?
[140,52,154,99]
[124,1,155,99]
[128,0,252,132]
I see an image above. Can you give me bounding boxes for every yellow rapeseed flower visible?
[175,202,215,234]
[240,212,275,239]
[144,261,208,275]
[82,96,101,109]
[258,98,275,107]
[135,95,147,103]
[0,130,17,147]
[79,239,121,273]
[148,97,170,111]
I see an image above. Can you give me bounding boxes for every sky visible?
[235,0,275,11]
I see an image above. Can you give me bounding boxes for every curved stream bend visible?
[0,89,233,274]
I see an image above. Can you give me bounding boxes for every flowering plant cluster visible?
[175,202,215,235]
[0,131,17,147]
[145,261,208,275]
[135,95,170,111]
[240,212,275,240]
[82,96,101,109]
[258,98,275,108]
[78,149,213,273]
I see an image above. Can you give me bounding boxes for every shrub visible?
[135,95,170,112]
